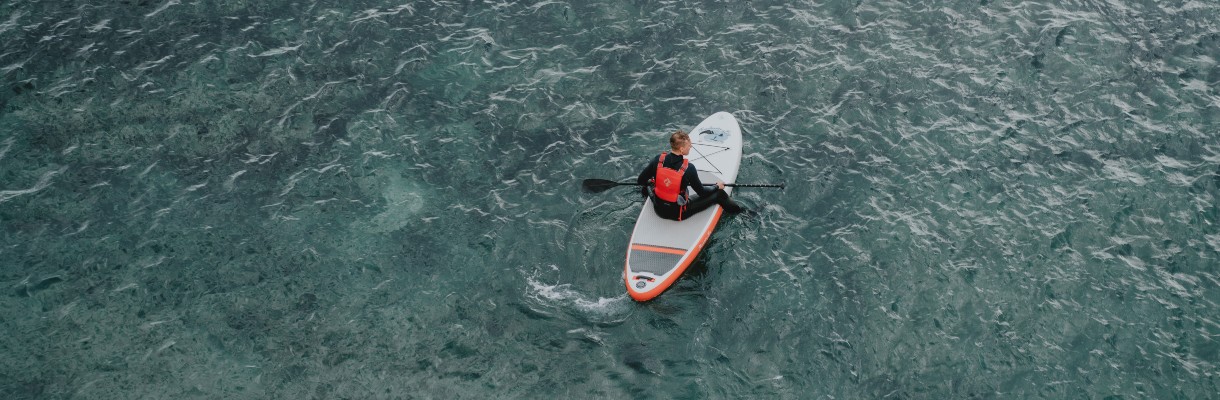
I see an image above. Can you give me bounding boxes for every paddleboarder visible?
[637,130,742,221]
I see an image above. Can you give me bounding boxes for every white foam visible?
[0,166,66,204]
[253,44,302,57]
[144,0,181,18]
[0,12,22,35]
[525,273,632,322]
[0,137,12,161]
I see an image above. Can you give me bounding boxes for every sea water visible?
[1,0,1218,398]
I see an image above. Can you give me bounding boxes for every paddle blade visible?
[581,179,627,193]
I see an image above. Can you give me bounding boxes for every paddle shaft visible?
[624,182,777,188]
[578,176,780,192]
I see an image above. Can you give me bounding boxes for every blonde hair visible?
[669,130,690,151]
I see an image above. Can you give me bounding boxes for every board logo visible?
[699,128,728,143]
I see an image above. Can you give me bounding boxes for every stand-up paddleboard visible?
[624,112,743,302]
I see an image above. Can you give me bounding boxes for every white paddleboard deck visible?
[624,112,743,301]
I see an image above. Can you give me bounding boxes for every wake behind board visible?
[624,112,743,302]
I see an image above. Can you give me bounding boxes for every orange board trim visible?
[630,244,687,255]
[624,207,724,302]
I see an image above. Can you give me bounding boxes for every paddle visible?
[581,178,785,194]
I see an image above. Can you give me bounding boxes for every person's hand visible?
[716,181,725,190]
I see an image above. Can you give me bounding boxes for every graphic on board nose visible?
[699,129,728,143]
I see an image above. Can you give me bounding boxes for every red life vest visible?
[653,152,688,204]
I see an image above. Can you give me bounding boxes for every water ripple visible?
[1,0,1219,398]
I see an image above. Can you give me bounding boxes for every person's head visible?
[670,130,691,155]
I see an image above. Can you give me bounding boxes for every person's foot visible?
[722,199,744,213]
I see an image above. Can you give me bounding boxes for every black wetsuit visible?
[637,152,740,220]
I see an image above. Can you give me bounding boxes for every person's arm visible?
[637,157,657,186]
[637,157,658,197]
[687,166,720,196]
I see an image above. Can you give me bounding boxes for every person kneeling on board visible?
[636,130,743,221]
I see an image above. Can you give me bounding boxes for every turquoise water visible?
[2,0,1219,398]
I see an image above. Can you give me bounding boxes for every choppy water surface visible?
[2,0,1219,398]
